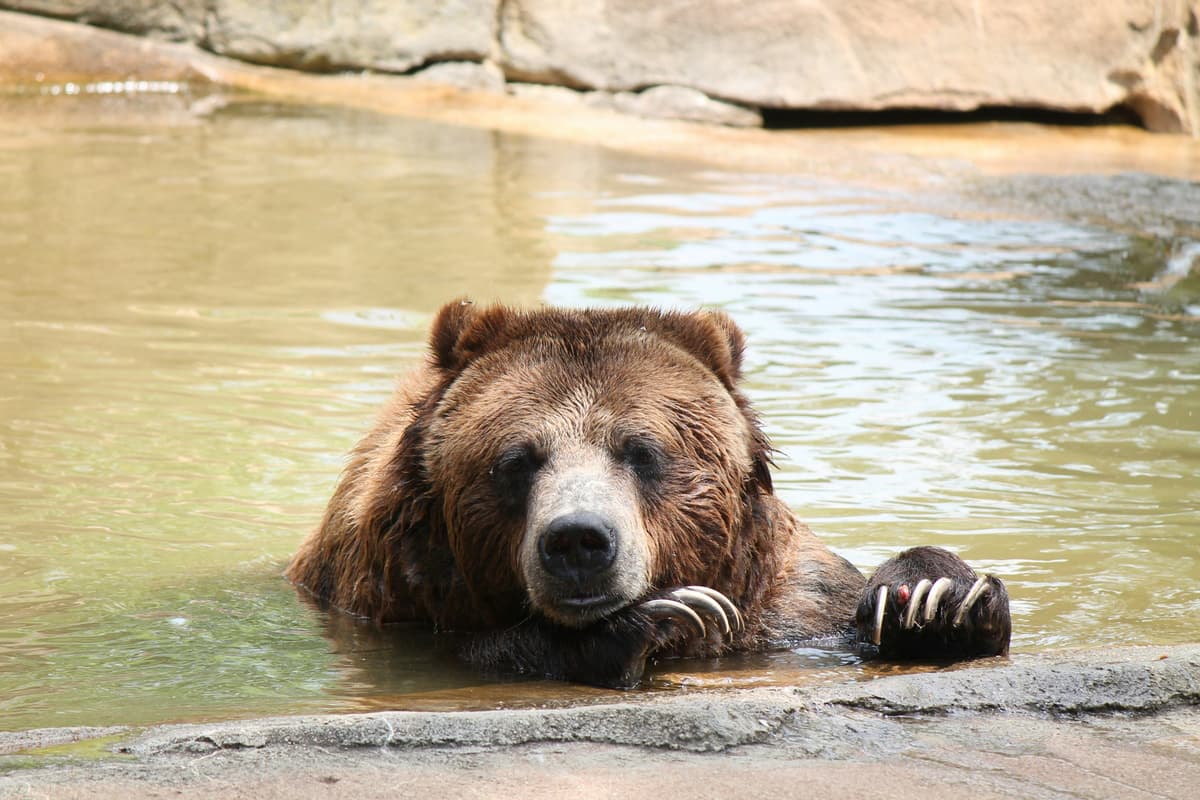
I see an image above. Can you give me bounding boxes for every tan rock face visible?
[497,0,1200,132]
[0,0,1197,132]
[0,6,209,84]
[205,0,497,73]
[0,0,206,41]
[0,0,497,72]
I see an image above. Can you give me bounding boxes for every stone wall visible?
[2,0,1197,132]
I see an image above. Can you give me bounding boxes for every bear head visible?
[398,301,774,630]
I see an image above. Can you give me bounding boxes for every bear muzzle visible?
[520,456,650,627]
[529,508,641,625]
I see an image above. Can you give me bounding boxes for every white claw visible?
[923,577,954,623]
[671,588,731,635]
[953,576,992,626]
[641,598,706,637]
[685,585,744,632]
[903,579,933,629]
[871,584,888,645]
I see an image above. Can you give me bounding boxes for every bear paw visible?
[855,546,1011,660]
[639,585,744,641]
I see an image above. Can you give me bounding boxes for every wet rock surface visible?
[819,646,1200,715]
[2,645,1198,798]
[0,1,1197,131]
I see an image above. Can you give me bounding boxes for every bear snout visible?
[538,510,618,588]
[520,458,650,627]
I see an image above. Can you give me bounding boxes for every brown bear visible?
[287,301,1010,687]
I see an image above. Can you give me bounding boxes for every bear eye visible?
[489,443,543,508]
[620,435,665,482]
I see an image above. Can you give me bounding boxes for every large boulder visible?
[0,0,497,72]
[497,0,1200,133]
[205,0,496,73]
[0,0,1196,132]
[0,5,210,84]
[0,1,206,40]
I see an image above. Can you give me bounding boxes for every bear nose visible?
[538,511,617,586]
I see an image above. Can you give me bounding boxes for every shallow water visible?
[1,96,1197,732]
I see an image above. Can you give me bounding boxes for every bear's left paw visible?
[855,546,1011,660]
[640,586,744,641]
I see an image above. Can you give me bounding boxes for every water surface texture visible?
[1,98,1197,731]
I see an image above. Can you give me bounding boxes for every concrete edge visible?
[815,644,1200,715]
[46,644,1185,758]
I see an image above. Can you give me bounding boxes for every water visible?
[1,96,1197,732]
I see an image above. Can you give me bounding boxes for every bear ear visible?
[654,309,747,390]
[429,299,478,371]
[429,299,515,372]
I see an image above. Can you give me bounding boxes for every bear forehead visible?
[431,330,745,446]
[442,330,732,407]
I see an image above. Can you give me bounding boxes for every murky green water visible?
[1,97,1197,732]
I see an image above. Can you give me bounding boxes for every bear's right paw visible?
[639,585,744,642]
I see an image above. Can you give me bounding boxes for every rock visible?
[99,644,1200,757]
[611,85,762,127]
[204,0,497,73]
[816,646,1200,716]
[508,82,603,107]
[0,0,499,74]
[507,83,630,114]
[0,0,1197,131]
[0,7,213,84]
[411,60,506,93]
[496,0,1200,133]
[0,1,206,41]
[4,646,1200,799]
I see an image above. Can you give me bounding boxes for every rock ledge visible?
[0,1,1196,132]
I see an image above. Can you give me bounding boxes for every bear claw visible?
[640,586,742,641]
[670,589,731,635]
[641,598,707,638]
[685,585,744,633]
[953,576,992,626]
[924,577,954,623]
[900,578,932,629]
[871,574,993,647]
[897,576,954,630]
[871,585,888,645]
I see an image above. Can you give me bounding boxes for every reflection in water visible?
[0,97,1198,732]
